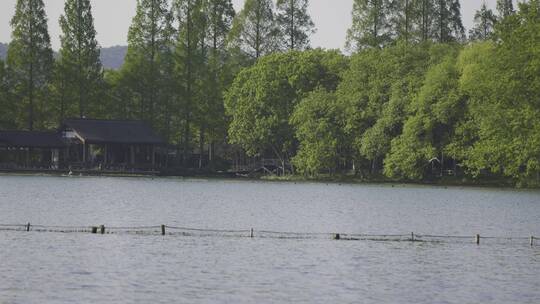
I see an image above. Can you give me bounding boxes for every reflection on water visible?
[0,175,539,304]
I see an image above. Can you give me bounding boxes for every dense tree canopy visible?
[225,50,348,171]
[1,0,539,186]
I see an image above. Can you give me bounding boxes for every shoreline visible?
[0,169,537,190]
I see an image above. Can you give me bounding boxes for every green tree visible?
[156,10,177,142]
[433,0,465,43]
[122,0,173,125]
[228,0,278,59]
[0,59,15,129]
[201,0,236,165]
[225,50,348,174]
[384,47,463,180]
[456,1,540,185]
[50,60,69,124]
[7,0,54,130]
[388,0,415,43]
[275,0,315,51]
[469,3,497,41]
[337,43,433,175]
[291,88,348,176]
[174,0,206,164]
[346,0,391,50]
[58,0,103,119]
[358,43,434,174]
[497,0,514,18]
[415,0,436,41]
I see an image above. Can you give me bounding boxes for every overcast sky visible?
[0,0,509,50]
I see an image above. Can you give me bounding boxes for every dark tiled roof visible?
[0,131,65,148]
[63,119,166,145]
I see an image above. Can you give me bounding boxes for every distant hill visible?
[100,45,127,70]
[0,42,7,60]
[0,42,126,69]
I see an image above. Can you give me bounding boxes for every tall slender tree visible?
[346,0,391,51]
[122,0,172,124]
[174,0,206,164]
[415,0,436,42]
[469,2,497,41]
[202,0,235,165]
[0,59,14,129]
[7,0,54,130]
[433,0,465,43]
[388,0,415,43]
[275,0,315,51]
[156,9,177,142]
[58,0,103,119]
[228,0,277,59]
[497,0,514,18]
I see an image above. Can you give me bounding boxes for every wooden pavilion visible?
[0,131,66,169]
[60,119,167,170]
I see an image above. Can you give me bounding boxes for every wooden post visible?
[334,233,341,240]
[91,226,97,234]
[100,225,105,234]
[531,236,534,247]
[25,148,30,168]
[250,228,254,238]
[104,145,108,166]
[161,225,166,235]
[130,145,135,165]
[26,223,30,232]
[151,146,156,168]
[82,143,86,163]
[476,234,480,245]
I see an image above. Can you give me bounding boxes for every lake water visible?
[0,175,539,304]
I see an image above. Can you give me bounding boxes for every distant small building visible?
[60,119,166,170]
[0,131,65,169]
[0,119,167,172]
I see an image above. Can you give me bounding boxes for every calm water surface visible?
[0,175,539,303]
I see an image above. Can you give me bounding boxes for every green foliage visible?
[414,0,436,41]
[291,88,348,176]
[432,0,465,43]
[225,50,348,165]
[0,0,538,186]
[359,44,436,166]
[118,0,176,141]
[456,1,540,184]
[203,0,236,136]
[275,0,315,51]
[497,0,514,19]
[228,0,277,59]
[174,0,207,160]
[469,3,497,41]
[346,0,391,50]
[384,46,462,179]
[0,59,15,129]
[58,0,104,119]
[387,0,415,43]
[7,0,54,130]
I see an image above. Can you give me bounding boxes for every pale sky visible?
[0,0,508,50]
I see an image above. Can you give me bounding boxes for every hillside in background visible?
[99,45,127,70]
[0,42,126,69]
[0,42,7,60]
